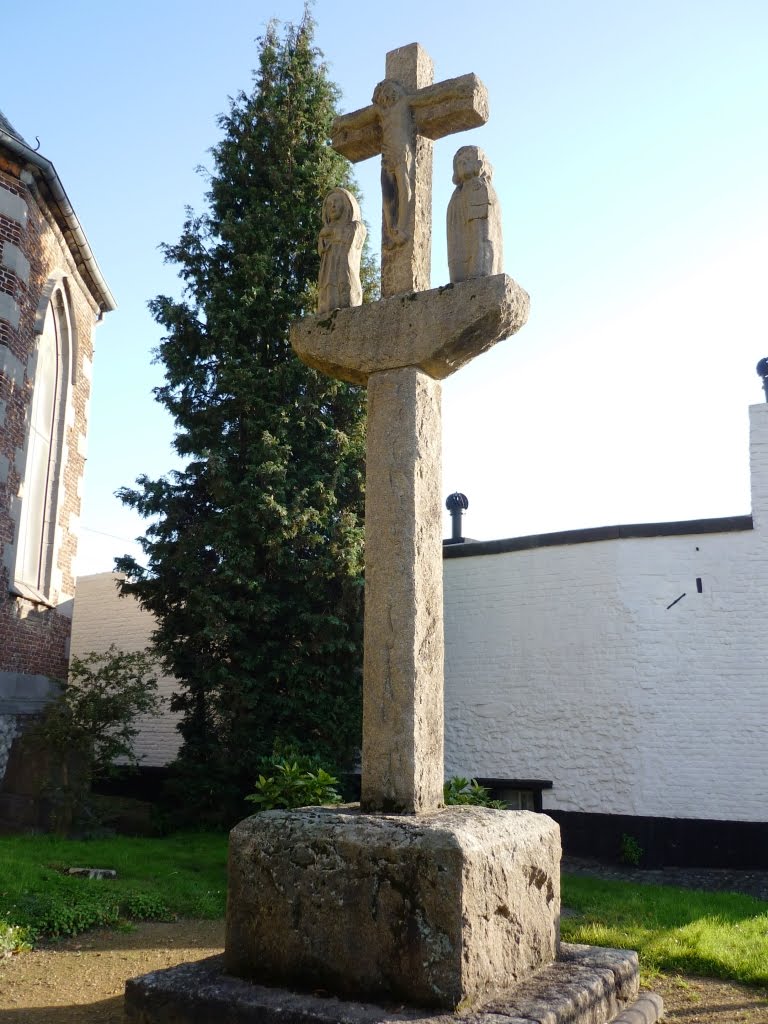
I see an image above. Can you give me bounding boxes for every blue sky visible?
[2,1,767,573]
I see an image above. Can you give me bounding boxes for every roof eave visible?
[0,127,117,315]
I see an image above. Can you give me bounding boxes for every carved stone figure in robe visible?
[317,188,366,314]
[447,145,503,283]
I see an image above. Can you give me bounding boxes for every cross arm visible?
[332,104,382,163]
[412,73,489,141]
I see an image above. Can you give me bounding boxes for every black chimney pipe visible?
[445,492,469,543]
[757,358,768,402]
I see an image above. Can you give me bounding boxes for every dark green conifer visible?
[117,10,374,823]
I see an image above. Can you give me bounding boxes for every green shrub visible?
[0,918,31,955]
[619,833,644,866]
[28,645,162,832]
[443,776,506,809]
[246,758,343,811]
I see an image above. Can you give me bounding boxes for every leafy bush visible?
[444,776,506,809]
[40,645,162,778]
[28,645,162,831]
[619,833,644,866]
[246,758,343,811]
[0,918,31,955]
[10,888,170,940]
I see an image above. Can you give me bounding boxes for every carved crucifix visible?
[292,45,529,815]
[332,44,488,297]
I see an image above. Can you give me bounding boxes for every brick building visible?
[0,110,114,827]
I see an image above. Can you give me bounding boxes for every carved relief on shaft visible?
[447,146,504,283]
[317,188,366,315]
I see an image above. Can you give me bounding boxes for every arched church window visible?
[14,286,71,599]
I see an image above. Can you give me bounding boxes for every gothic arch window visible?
[14,284,72,600]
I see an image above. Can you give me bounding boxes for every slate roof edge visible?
[443,514,754,558]
[0,122,116,314]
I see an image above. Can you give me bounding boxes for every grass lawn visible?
[561,873,768,987]
[0,832,228,949]
[1,833,765,990]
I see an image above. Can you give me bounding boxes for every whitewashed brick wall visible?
[444,403,768,825]
[69,574,181,767]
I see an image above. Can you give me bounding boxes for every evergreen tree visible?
[116,10,373,824]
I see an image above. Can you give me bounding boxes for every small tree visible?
[30,646,161,829]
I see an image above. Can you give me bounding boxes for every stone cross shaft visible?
[332,43,488,298]
[292,45,529,815]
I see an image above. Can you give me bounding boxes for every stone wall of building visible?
[0,151,98,698]
[0,120,113,828]
[70,574,182,768]
[444,402,768,828]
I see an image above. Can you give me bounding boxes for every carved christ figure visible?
[372,80,412,248]
[338,77,477,251]
[447,145,504,283]
[317,188,366,314]
[339,79,415,249]
[331,47,489,296]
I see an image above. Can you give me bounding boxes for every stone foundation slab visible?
[225,806,560,1008]
[124,944,661,1024]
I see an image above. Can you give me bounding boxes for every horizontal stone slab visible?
[124,944,660,1024]
[290,274,529,385]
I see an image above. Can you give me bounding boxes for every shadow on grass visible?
[0,995,124,1023]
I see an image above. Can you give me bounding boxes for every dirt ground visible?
[0,918,767,1023]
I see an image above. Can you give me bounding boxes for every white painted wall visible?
[69,405,768,823]
[444,403,768,824]
[70,574,182,767]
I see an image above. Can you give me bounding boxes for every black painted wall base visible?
[549,809,768,869]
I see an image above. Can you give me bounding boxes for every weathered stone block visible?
[225,805,560,1010]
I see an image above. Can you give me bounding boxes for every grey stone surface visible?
[290,274,530,386]
[1,241,30,283]
[225,806,560,1010]
[362,367,443,813]
[0,671,59,714]
[0,187,27,224]
[0,292,21,330]
[331,44,488,298]
[608,993,664,1024]
[125,944,654,1024]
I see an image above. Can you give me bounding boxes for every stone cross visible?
[291,44,530,815]
[332,44,488,297]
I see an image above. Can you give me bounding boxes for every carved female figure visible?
[446,145,503,283]
[317,188,366,314]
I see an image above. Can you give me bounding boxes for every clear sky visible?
[2,0,766,575]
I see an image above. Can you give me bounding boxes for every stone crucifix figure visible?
[332,44,488,297]
[293,44,529,815]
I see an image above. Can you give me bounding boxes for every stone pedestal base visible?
[224,806,559,1010]
[125,944,663,1024]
